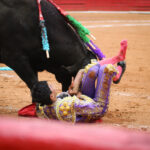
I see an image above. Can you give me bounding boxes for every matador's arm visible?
[68,69,84,96]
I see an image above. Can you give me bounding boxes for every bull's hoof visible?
[113,61,126,84]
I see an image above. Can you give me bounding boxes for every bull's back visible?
[0,0,95,72]
[40,0,91,67]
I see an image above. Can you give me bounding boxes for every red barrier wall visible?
[0,117,150,150]
[53,0,150,11]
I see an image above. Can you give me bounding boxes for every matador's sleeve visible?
[53,95,107,123]
[74,95,106,120]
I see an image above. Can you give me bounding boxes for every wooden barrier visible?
[0,117,150,150]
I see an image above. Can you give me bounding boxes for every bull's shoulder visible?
[0,0,33,7]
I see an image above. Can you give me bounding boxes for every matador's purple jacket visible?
[36,61,117,123]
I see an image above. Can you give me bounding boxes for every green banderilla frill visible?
[66,15,90,43]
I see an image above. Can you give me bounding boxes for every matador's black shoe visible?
[113,61,126,84]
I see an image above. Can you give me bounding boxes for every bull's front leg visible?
[5,56,52,105]
[54,67,72,92]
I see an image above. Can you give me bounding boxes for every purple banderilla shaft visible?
[86,40,105,60]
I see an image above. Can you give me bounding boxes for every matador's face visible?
[48,84,57,102]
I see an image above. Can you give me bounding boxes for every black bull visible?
[0,0,97,105]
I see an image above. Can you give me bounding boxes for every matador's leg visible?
[94,64,117,116]
[81,62,100,98]
[113,40,127,84]
[99,40,127,66]
[113,61,126,84]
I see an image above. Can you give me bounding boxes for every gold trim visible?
[56,97,76,123]
[80,95,93,102]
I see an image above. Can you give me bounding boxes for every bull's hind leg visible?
[5,56,52,105]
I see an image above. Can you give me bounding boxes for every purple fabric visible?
[74,100,101,122]
[94,65,106,102]
[86,40,105,60]
[81,63,99,98]
[94,65,111,115]
[80,64,116,118]
[41,63,116,123]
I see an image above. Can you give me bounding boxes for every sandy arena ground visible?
[0,12,150,132]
